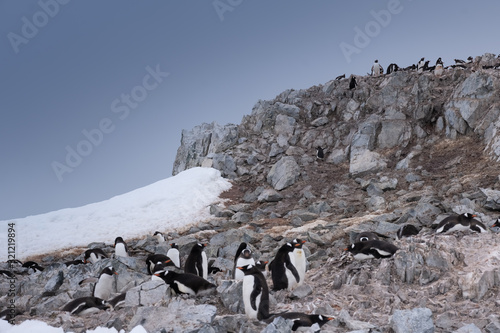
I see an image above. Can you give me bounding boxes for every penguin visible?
[108,292,126,310]
[436,57,443,65]
[455,59,465,64]
[237,264,270,320]
[93,266,117,301]
[184,243,208,280]
[22,261,44,273]
[397,224,420,239]
[268,312,334,331]
[491,217,500,229]
[434,213,487,233]
[65,259,86,267]
[349,75,357,90]
[62,296,110,315]
[345,240,399,260]
[417,57,425,72]
[166,243,181,268]
[467,56,473,63]
[233,242,255,280]
[146,254,173,275]
[371,60,382,76]
[291,239,307,287]
[335,74,345,80]
[84,248,108,264]
[355,231,379,243]
[154,231,165,242]
[154,270,216,296]
[403,64,416,71]
[316,146,324,159]
[114,237,129,258]
[386,63,399,74]
[269,242,300,291]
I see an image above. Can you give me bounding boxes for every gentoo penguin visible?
[93,266,117,301]
[22,261,44,273]
[349,75,357,90]
[371,60,382,76]
[146,254,173,275]
[154,270,216,296]
[62,296,110,315]
[436,57,443,65]
[434,60,444,76]
[316,146,324,159]
[269,242,300,291]
[237,264,270,320]
[233,242,255,280]
[454,58,465,64]
[84,248,108,264]
[434,213,487,233]
[154,231,165,242]
[335,74,345,80]
[491,218,500,229]
[397,224,420,239]
[346,240,399,260]
[114,237,129,258]
[417,57,425,72]
[291,239,307,287]
[355,231,379,243]
[108,292,126,310]
[268,313,334,331]
[166,243,181,268]
[184,243,208,279]
[65,259,85,267]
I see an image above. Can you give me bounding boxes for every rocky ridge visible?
[3,54,500,332]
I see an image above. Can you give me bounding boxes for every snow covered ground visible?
[0,167,232,333]
[0,167,231,261]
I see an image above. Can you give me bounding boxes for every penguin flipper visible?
[250,277,263,312]
[285,259,300,283]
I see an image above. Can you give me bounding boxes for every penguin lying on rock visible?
[266,312,334,331]
[154,270,216,296]
[433,213,487,234]
[62,296,110,316]
[345,240,399,260]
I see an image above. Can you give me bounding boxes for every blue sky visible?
[1,0,499,220]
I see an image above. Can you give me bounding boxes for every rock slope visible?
[3,54,500,332]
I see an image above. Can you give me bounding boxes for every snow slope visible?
[0,167,232,261]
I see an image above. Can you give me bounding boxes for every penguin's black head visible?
[313,314,334,326]
[491,218,500,228]
[101,266,118,276]
[114,237,125,245]
[292,239,306,248]
[463,213,476,219]
[170,243,178,249]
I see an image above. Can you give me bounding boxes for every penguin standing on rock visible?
[233,242,255,280]
[237,264,270,320]
[346,240,398,260]
[62,297,110,315]
[316,146,324,159]
[434,213,487,233]
[93,266,117,301]
[185,243,208,279]
[291,239,307,287]
[114,237,129,258]
[84,248,108,264]
[349,75,357,90]
[269,243,300,291]
[154,270,216,296]
[167,243,181,269]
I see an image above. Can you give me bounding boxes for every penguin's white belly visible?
[174,281,196,296]
[167,249,180,268]
[285,267,298,291]
[242,275,258,319]
[94,275,113,300]
[437,223,469,233]
[115,244,128,257]
[235,258,255,280]
[201,252,208,279]
[294,250,306,285]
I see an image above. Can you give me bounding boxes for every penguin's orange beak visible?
[236,266,243,270]
[344,247,348,251]
[154,273,160,276]
[164,260,171,264]
[301,240,306,244]
[327,317,334,321]
[114,272,118,275]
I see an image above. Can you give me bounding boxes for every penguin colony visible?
[2,210,497,330]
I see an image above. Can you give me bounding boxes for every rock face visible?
[4,55,500,332]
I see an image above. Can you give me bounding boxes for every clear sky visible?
[1,0,498,220]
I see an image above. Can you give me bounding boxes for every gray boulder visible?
[390,307,434,333]
[267,156,301,190]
